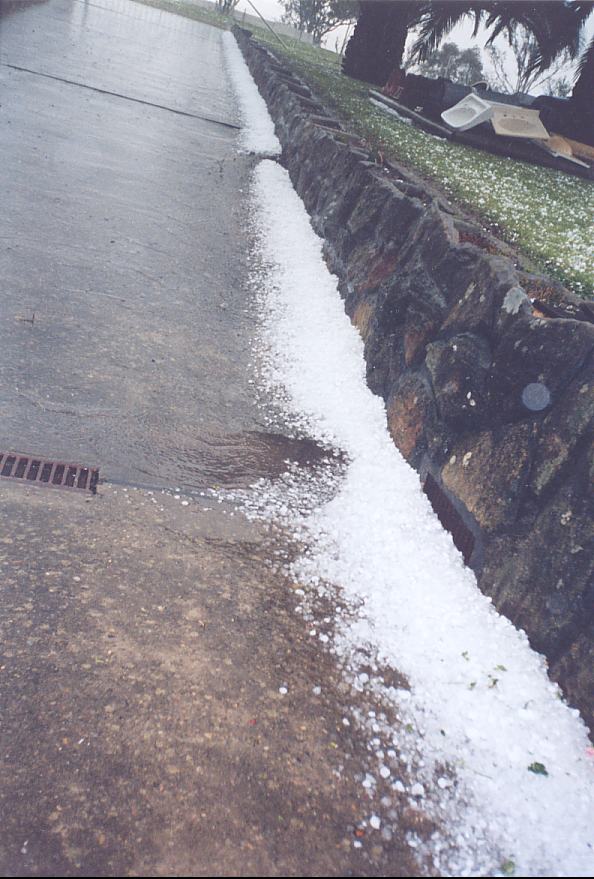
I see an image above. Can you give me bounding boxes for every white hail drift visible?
[224,30,594,878]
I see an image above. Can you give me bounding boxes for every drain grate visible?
[423,473,475,565]
[0,452,99,494]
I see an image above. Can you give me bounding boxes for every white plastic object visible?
[442,94,550,141]
[440,93,494,131]
[490,105,549,140]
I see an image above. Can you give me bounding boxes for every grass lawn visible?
[133,0,594,298]
[131,0,228,29]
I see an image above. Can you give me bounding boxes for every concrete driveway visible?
[0,0,263,485]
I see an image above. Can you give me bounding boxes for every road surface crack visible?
[3,62,241,130]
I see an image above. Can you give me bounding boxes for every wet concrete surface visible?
[0,0,261,487]
[0,1,418,875]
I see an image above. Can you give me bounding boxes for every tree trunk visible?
[342,1,415,86]
[571,37,594,145]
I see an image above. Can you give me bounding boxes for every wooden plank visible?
[369,90,452,138]
[563,136,594,162]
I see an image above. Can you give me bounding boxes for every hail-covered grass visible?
[130,0,230,30]
[255,36,594,298]
[135,0,594,298]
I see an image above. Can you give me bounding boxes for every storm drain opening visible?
[423,473,475,565]
[0,452,99,494]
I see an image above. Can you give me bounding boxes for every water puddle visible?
[153,430,343,489]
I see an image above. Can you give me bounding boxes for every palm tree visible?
[412,1,591,72]
[571,33,594,142]
[570,3,594,123]
[342,1,593,144]
[344,1,592,97]
[574,33,594,100]
[342,1,422,85]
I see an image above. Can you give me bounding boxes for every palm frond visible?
[574,32,594,84]
[411,2,483,63]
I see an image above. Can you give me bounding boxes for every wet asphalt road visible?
[0,2,419,875]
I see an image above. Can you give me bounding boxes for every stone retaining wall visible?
[233,27,594,731]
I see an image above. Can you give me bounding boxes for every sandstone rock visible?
[372,274,411,334]
[440,254,525,340]
[421,206,457,255]
[519,271,589,321]
[425,333,491,429]
[393,205,455,284]
[345,176,397,253]
[317,152,370,247]
[403,279,447,367]
[351,297,375,342]
[441,421,535,531]
[426,239,481,301]
[363,323,405,399]
[494,284,533,337]
[486,316,594,423]
[347,242,400,302]
[386,372,436,466]
[377,190,426,252]
[481,477,593,709]
[531,377,594,497]
[551,630,594,735]
[359,266,443,394]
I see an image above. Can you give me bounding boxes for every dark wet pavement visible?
[0,1,418,875]
[0,0,262,487]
